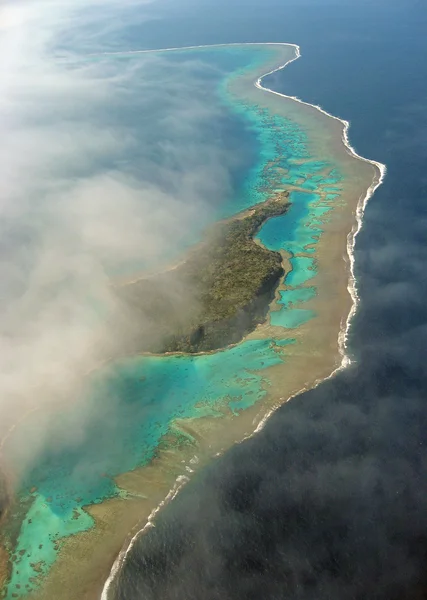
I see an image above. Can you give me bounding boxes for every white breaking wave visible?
[100,474,190,600]
[254,43,386,371]
[100,42,386,600]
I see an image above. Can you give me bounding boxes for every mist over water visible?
[4,37,351,595]
[1,0,426,597]
[0,4,270,595]
[110,1,427,599]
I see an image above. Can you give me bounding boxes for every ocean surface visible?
[3,0,427,597]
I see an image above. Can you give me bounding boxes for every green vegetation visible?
[116,192,290,353]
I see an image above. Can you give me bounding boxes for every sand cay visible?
[0,43,385,600]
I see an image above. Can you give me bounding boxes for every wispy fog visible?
[0,0,234,480]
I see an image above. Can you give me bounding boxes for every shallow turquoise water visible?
[271,287,317,328]
[5,45,346,598]
[287,256,317,287]
[7,339,286,591]
[270,307,315,328]
[278,286,317,307]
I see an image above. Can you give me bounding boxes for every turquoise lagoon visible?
[5,339,286,593]
[4,45,345,597]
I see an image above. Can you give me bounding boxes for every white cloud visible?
[0,0,233,476]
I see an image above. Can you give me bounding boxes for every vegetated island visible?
[116,191,290,354]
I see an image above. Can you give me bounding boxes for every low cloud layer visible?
[4,1,427,598]
[0,0,238,481]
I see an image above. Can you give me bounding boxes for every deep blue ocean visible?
[108,1,427,599]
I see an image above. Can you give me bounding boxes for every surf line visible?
[253,45,386,368]
[99,41,386,600]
